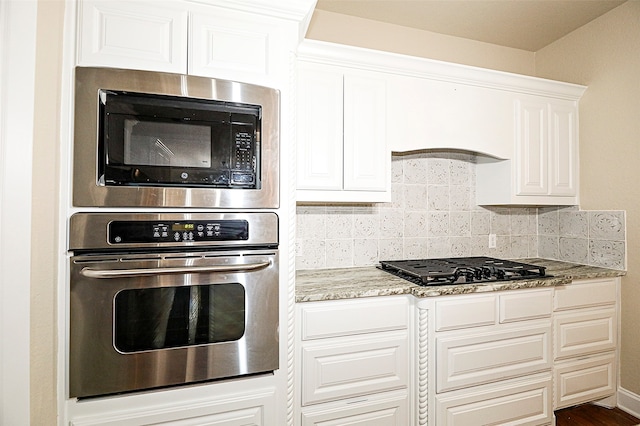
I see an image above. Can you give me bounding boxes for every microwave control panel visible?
[108,220,249,244]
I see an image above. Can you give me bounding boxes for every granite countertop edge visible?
[295,258,626,303]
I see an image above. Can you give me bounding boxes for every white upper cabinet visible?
[296,59,390,203]
[76,0,312,86]
[476,95,581,205]
[77,1,188,73]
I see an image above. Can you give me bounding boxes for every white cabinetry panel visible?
[296,43,391,203]
[77,1,188,73]
[296,63,344,191]
[189,12,269,77]
[554,278,617,311]
[343,74,388,191]
[436,324,552,392]
[435,295,496,331]
[500,288,553,323]
[301,331,408,405]
[554,308,616,360]
[435,373,553,426]
[516,98,548,196]
[549,101,578,196]
[301,390,408,426]
[554,352,616,409]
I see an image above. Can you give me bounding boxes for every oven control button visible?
[174,232,181,241]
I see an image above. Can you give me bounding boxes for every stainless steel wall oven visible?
[68,212,279,398]
[73,67,280,208]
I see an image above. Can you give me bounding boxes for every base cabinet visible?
[552,278,619,410]
[296,296,411,424]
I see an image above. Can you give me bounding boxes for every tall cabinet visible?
[65,1,315,425]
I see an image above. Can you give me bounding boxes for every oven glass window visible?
[114,283,245,353]
[123,120,212,168]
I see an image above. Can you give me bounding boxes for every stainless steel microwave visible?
[73,67,280,208]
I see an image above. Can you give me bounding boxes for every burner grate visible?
[378,257,549,286]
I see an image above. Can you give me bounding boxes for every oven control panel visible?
[108,220,249,244]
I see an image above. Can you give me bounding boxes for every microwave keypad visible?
[234,132,254,170]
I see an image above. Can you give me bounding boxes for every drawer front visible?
[500,288,553,323]
[301,390,408,426]
[554,278,617,311]
[554,308,616,359]
[435,295,497,331]
[436,373,553,426]
[437,324,552,392]
[301,331,408,406]
[554,352,616,409]
[300,297,408,340]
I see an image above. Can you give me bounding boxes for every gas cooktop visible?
[378,257,550,286]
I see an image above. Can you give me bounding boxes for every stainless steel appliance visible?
[73,67,280,208]
[68,212,279,398]
[379,257,549,285]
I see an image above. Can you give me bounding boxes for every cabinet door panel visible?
[437,324,552,392]
[554,279,617,311]
[297,63,344,190]
[301,297,408,341]
[301,390,408,426]
[554,352,616,409]
[500,288,553,323]
[189,12,269,77]
[516,99,548,196]
[436,373,553,426]
[343,72,388,192]
[549,101,577,196]
[435,295,497,331]
[554,308,616,359]
[77,1,188,73]
[301,332,408,405]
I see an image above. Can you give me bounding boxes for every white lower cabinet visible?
[296,296,411,424]
[421,288,555,426]
[552,278,620,409]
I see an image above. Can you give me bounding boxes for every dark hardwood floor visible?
[555,403,640,425]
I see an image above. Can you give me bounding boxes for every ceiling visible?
[313,0,626,51]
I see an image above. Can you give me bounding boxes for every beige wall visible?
[536,0,640,395]
[306,9,536,76]
[31,0,65,423]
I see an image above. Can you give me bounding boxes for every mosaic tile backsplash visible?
[295,151,626,271]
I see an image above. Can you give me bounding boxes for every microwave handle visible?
[80,261,271,279]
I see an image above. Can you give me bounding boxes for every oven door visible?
[69,249,278,399]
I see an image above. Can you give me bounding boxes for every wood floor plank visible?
[555,404,640,426]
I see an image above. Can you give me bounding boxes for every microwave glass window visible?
[114,283,246,353]
[123,120,212,168]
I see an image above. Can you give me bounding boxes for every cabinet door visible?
[188,9,287,85]
[554,352,616,409]
[515,98,548,196]
[77,0,188,73]
[301,390,408,426]
[296,62,344,191]
[301,331,408,406]
[554,308,616,360]
[549,100,578,196]
[436,373,553,426]
[436,323,552,392]
[343,72,388,192]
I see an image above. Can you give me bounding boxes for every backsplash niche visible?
[295,151,626,271]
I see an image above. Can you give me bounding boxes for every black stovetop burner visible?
[378,256,550,286]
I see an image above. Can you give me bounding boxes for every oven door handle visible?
[79,261,271,278]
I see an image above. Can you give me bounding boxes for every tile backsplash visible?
[295,151,626,271]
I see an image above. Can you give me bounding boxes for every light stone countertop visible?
[295,258,626,302]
